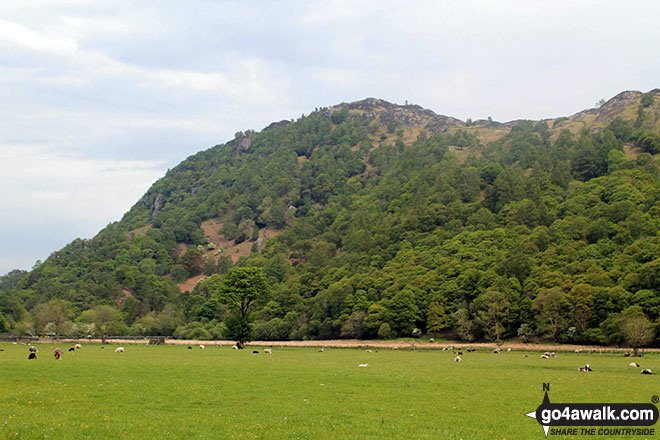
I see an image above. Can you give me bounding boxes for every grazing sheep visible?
[100,346,104,349]
[578,364,592,372]
[623,352,631,357]
[53,348,63,360]
[68,347,75,352]
[447,346,454,351]
[493,348,501,354]
[641,369,652,375]
[541,354,549,359]
[454,356,462,363]
[232,345,239,350]
[318,348,324,352]
[466,348,473,353]
[264,348,272,354]
[252,350,259,354]
[199,345,205,350]
[629,362,640,368]
[75,344,82,349]
[428,338,435,343]
[365,349,372,353]
[441,347,446,352]
[29,346,38,353]
[506,348,511,352]
[28,352,37,360]
[551,352,557,357]
[358,363,369,367]
[187,346,192,350]
[392,347,398,350]
[574,349,581,354]
[115,347,124,353]
[458,351,463,355]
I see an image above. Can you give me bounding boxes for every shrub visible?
[378,323,392,339]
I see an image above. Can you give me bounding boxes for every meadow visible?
[0,342,658,439]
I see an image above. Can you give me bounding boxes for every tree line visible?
[1,94,659,348]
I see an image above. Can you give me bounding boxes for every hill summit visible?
[1,89,660,345]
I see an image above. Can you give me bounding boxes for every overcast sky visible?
[1,0,659,275]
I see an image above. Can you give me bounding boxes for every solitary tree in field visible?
[217,267,270,348]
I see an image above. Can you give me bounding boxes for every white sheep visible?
[232,345,239,350]
[264,348,272,354]
[629,362,640,368]
[578,364,592,372]
[358,363,369,367]
[29,346,38,353]
[641,369,652,375]
[454,356,462,362]
[199,344,205,350]
[75,343,82,349]
[115,347,124,353]
[365,349,372,353]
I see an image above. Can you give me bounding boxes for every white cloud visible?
[1,0,660,273]
[0,18,79,57]
[0,145,164,272]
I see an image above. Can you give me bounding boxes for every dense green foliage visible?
[2,96,660,345]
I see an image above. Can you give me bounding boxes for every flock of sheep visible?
[19,343,655,374]
[451,346,653,375]
[26,343,124,360]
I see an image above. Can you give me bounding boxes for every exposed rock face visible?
[264,120,292,131]
[328,98,470,135]
[238,136,252,151]
[593,90,643,125]
[151,193,164,218]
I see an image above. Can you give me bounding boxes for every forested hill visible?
[2,89,660,345]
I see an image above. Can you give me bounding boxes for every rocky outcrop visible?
[151,193,164,218]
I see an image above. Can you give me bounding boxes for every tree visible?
[32,299,73,336]
[0,313,8,333]
[426,301,450,336]
[452,308,474,342]
[636,131,660,154]
[363,303,388,335]
[217,267,270,348]
[640,93,654,108]
[78,305,122,336]
[570,284,594,338]
[473,291,510,341]
[517,323,535,342]
[388,288,420,336]
[532,287,570,341]
[618,306,655,356]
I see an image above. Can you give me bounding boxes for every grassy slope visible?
[1,343,658,439]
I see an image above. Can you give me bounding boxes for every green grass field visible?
[0,343,657,439]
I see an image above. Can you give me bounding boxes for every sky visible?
[1,0,659,275]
